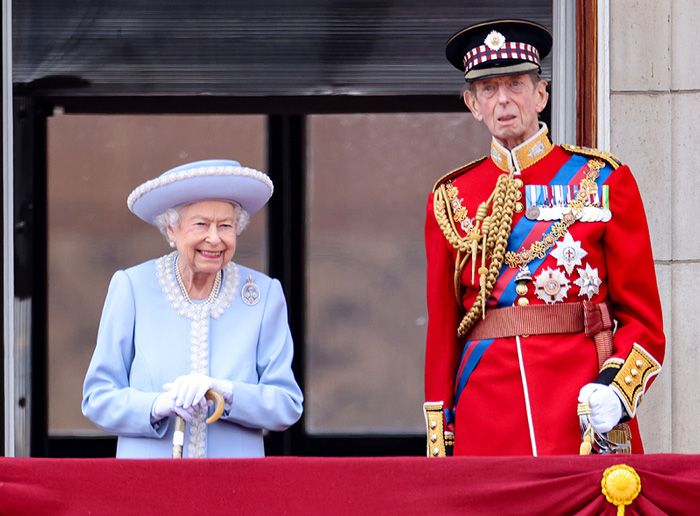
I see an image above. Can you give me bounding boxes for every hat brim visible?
[127,164,273,225]
[465,61,540,81]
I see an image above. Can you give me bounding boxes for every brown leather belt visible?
[466,301,613,345]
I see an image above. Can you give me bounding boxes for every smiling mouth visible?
[198,250,224,259]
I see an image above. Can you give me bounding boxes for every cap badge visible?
[241,275,261,306]
[484,30,506,51]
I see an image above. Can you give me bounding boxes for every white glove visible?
[164,373,233,410]
[578,383,623,434]
[151,391,200,423]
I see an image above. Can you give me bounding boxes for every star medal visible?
[550,232,588,274]
[574,263,602,299]
[534,267,570,304]
[241,275,261,306]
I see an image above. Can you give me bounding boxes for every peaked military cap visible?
[446,19,552,81]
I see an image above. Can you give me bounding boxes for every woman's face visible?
[166,200,238,277]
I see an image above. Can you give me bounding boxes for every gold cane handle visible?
[205,388,225,425]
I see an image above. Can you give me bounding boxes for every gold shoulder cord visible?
[433,170,520,338]
[433,184,473,302]
[432,157,488,303]
[561,144,621,169]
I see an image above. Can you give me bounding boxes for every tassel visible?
[468,230,479,283]
[478,266,488,318]
[579,430,592,455]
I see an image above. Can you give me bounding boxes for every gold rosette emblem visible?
[601,464,641,515]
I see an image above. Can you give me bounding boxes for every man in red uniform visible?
[423,19,665,456]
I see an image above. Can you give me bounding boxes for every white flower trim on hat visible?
[126,164,273,213]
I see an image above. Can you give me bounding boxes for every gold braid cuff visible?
[610,344,661,417]
[423,402,453,457]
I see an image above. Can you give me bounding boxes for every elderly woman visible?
[82,159,303,458]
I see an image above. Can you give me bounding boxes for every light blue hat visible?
[127,159,273,225]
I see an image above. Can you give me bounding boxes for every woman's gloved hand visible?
[164,373,233,410]
[150,391,201,423]
[577,383,623,433]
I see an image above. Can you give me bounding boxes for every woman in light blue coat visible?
[82,159,303,458]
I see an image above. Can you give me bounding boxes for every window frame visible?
[6,2,594,458]
[18,95,473,457]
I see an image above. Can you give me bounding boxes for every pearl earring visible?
[169,241,175,248]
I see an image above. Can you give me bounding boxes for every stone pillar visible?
[609,0,700,453]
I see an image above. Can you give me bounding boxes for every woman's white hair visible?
[153,201,251,242]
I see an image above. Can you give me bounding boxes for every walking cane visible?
[172,388,225,458]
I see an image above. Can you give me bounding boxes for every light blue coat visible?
[82,253,303,458]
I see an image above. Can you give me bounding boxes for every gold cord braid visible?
[457,174,518,338]
[433,184,478,302]
[433,185,472,253]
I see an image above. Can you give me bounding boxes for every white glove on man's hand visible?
[151,391,199,423]
[578,383,623,434]
[164,373,233,410]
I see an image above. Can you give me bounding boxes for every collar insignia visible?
[490,123,553,173]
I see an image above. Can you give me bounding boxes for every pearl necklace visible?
[174,256,222,304]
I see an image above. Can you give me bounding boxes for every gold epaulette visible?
[561,143,622,169]
[432,156,488,192]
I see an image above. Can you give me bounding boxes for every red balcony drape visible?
[2,454,699,515]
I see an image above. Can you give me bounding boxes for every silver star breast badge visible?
[550,232,588,275]
[534,267,571,304]
[574,263,602,299]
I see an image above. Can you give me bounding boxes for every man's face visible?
[463,73,549,149]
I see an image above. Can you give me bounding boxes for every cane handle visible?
[205,389,225,425]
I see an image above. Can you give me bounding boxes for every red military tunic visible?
[424,125,665,456]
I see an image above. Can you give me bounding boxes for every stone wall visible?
[609,0,700,452]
